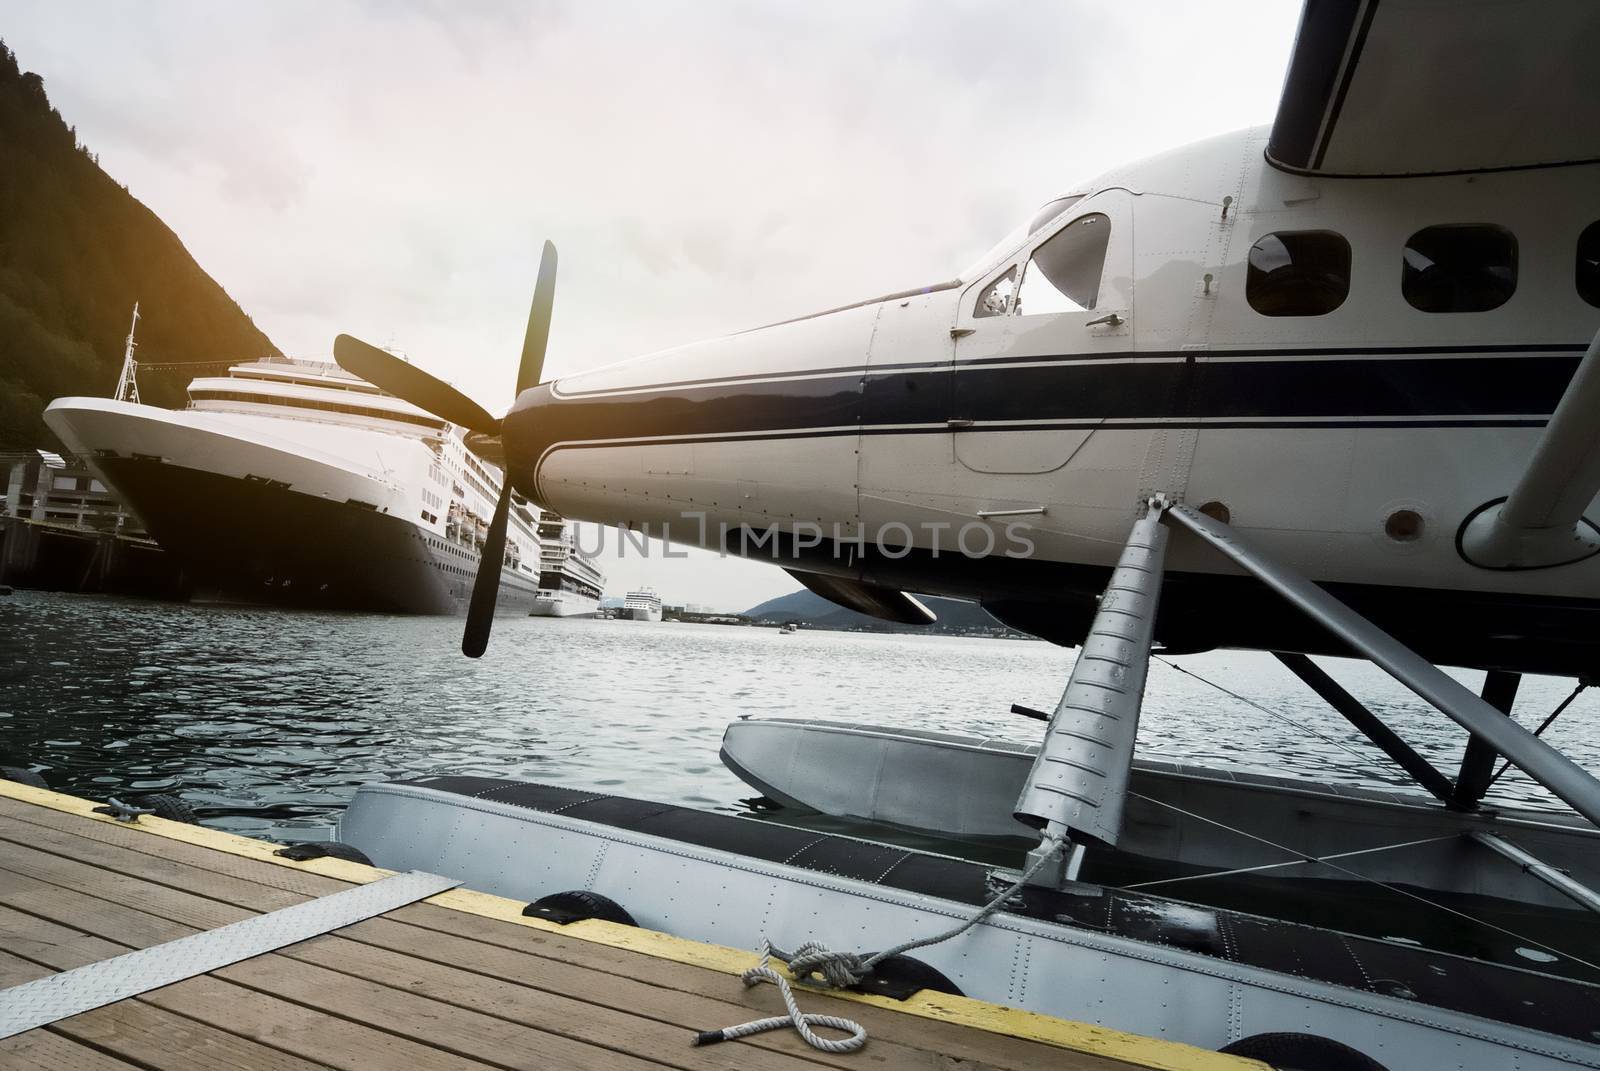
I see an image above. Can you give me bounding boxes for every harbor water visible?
[3,589,1598,843]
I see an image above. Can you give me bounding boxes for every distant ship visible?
[618,589,662,622]
[529,511,604,617]
[43,356,597,614]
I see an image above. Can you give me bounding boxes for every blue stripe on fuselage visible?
[534,345,1582,443]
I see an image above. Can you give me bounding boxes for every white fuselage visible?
[501,127,1599,670]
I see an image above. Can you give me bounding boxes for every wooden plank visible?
[0,809,1141,1071]
[292,932,897,1071]
[0,796,352,898]
[0,786,376,888]
[0,806,316,910]
[0,907,493,1071]
[220,951,681,1071]
[0,821,969,1070]
[387,901,1112,1071]
[336,916,1018,1071]
[0,859,721,1071]
[0,809,1135,1071]
[0,944,331,1071]
[0,784,1263,1071]
[0,1027,145,1071]
[0,840,851,1071]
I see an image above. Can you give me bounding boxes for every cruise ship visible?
[42,356,584,614]
[529,511,604,617]
[618,589,662,622]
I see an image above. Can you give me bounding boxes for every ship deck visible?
[0,780,1253,1071]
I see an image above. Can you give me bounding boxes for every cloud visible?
[2,0,1301,607]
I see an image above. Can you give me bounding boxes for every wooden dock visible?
[0,781,1255,1070]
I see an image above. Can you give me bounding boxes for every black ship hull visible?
[97,457,541,615]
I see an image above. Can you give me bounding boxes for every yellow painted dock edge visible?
[0,778,1266,1071]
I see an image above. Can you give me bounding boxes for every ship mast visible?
[113,302,140,403]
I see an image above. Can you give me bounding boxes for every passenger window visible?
[1246,231,1351,316]
[1016,213,1110,316]
[1402,224,1516,313]
[974,266,1017,318]
[1578,221,1600,308]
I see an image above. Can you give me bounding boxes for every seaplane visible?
[330,2,1600,1067]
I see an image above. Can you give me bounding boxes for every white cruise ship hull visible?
[618,606,662,622]
[43,397,542,615]
[528,591,599,617]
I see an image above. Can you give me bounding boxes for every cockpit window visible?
[973,266,1017,318]
[1026,196,1084,237]
[1016,213,1110,315]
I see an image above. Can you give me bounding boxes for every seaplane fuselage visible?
[504,127,1600,676]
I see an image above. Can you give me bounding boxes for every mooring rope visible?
[694,830,1070,1053]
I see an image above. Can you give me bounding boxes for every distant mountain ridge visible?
[0,39,280,448]
[743,588,1016,635]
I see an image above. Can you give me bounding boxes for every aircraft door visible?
[950,191,1134,474]
[857,287,963,548]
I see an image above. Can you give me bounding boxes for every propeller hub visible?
[499,381,557,505]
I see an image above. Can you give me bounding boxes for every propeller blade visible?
[462,430,505,471]
[516,241,558,395]
[462,483,513,658]
[334,334,501,436]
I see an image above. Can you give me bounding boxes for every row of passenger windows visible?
[1248,222,1600,316]
[974,215,1600,320]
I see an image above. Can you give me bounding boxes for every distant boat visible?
[618,589,662,622]
[779,621,798,634]
[528,511,604,618]
[44,356,567,614]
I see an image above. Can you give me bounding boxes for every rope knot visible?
[697,836,1070,1055]
[785,942,870,988]
[699,940,867,1053]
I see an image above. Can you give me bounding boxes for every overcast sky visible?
[4,1,1302,609]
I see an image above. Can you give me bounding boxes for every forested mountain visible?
[0,39,279,448]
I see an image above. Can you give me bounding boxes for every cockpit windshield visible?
[1026,195,1084,236]
[958,195,1085,281]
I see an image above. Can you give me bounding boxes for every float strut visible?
[1273,652,1457,806]
[1014,501,1168,854]
[1163,503,1600,829]
[1471,831,1600,915]
[1453,671,1521,807]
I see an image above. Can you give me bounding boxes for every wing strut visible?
[1460,325,1600,569]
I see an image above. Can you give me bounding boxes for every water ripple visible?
[2,590,1595,840]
